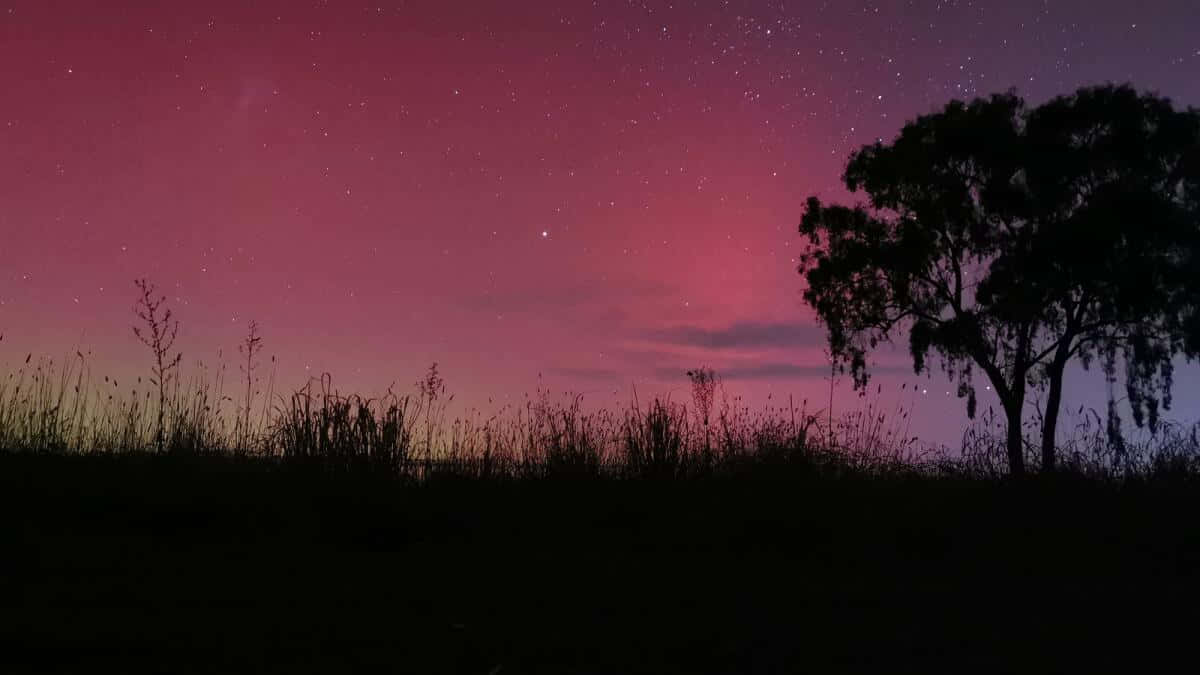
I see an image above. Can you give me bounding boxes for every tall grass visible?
[1,348,1197,482]
[274,373,416,474]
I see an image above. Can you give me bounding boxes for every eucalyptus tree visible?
[798,84,1200,475]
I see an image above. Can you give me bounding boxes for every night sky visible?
[3,1,1199,443]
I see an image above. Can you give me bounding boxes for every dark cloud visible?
[653,361,913,382]
[650,320,827,351]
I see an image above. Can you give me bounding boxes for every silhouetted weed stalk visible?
[132,279,182,452]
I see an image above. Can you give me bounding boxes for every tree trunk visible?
[1005,400,1025,477]
[1041,363,1067,473]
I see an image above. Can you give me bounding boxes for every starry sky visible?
[2,1,1199,443]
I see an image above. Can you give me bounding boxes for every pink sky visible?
[3,1,1198,445]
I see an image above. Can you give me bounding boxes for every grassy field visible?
[3,357,1200,672]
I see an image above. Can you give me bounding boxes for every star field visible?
[2,1,1198,442]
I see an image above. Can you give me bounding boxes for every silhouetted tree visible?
[798,84,1200,475]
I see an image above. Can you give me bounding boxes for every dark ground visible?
[2,452,1198,674]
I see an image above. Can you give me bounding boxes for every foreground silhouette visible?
[799,84,1200,476]
[3,450,1199,674]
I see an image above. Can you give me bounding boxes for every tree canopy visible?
[798,84,1200,475]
